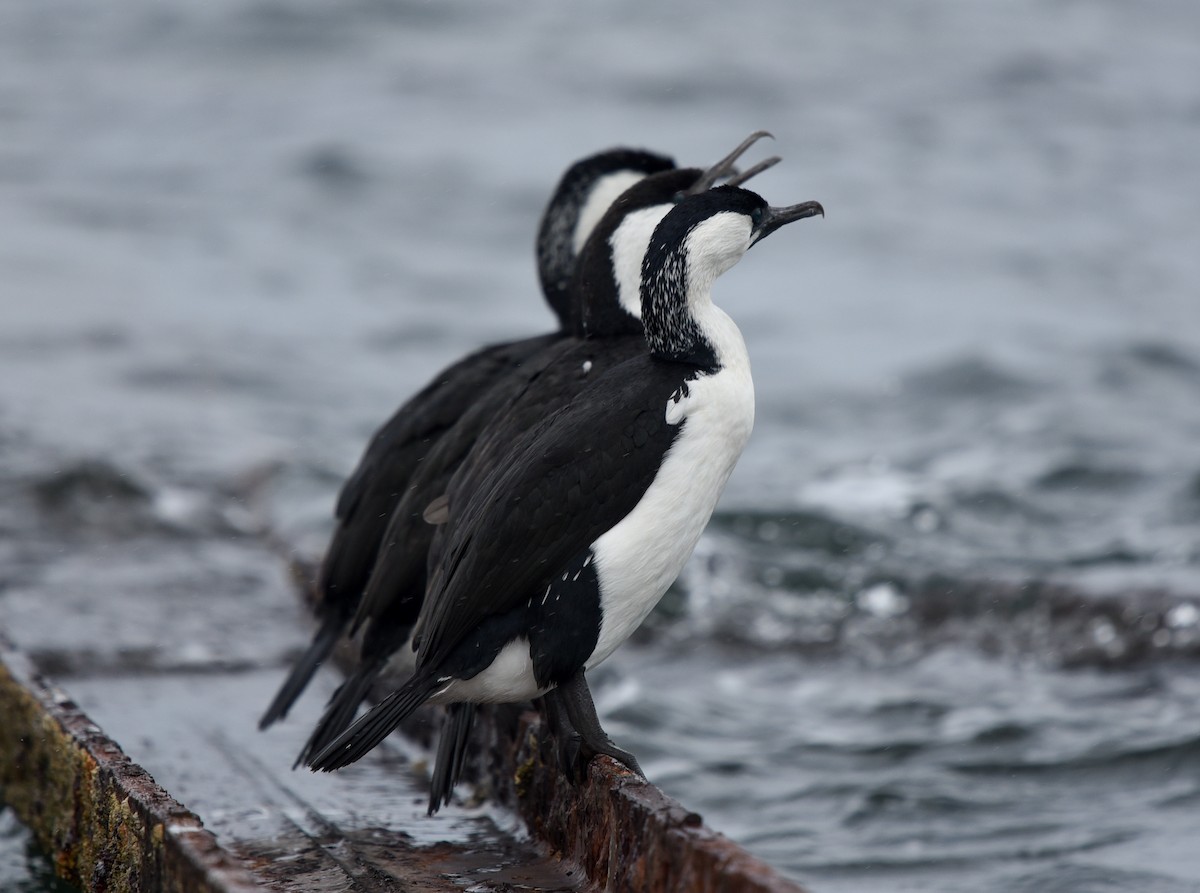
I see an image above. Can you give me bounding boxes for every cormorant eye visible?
[750,207,765,226]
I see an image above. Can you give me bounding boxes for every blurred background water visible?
[2,1,1199,891]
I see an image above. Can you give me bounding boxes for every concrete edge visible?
[0,635,261,893]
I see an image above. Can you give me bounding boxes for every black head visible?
[641,185,824,368]
[536,148,675,330]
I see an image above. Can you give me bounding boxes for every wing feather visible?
[415,355,686,671]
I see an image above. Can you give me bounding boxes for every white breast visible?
[589,310,754,667]
[432,637,545,705]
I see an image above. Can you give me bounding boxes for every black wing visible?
[413,354,688,672]
[351,335,645,634]
[316,332,562,610]
[445,336,647,517]
[348,336,583,631]
[260,332,562,728]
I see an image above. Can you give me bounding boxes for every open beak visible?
[750,200,824,246]
[725,155,781,187]
[688,130,775,195]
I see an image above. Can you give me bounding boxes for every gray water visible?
[2,1,1200,890]
[0,809,77,893]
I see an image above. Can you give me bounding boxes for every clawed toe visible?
[555,734,644,782]
[580,740,644,779]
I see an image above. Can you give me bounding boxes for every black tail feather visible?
[293,662,381,769]
[308,672,442,771]
[427,703,476,815]
[259,613,344,730]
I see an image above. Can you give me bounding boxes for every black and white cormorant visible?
[292,134,780,772]
[308,186,824,794]
[258,148,676,730]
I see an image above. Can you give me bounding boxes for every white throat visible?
[572,170,647,256]
[608,203,674,320]
[684,212,753,297]
[684,212,755,369]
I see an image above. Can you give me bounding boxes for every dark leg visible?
[540,688,585,778]
[552,671,644,780]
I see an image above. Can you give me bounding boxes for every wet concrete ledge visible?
[0,550,811,893]
[0,635,259,893]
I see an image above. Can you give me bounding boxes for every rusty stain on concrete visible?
[459,703,811,893]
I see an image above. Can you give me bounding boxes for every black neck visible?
[640,229,719,373]
[536,192,586,332]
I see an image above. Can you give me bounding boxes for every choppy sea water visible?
[2,1,1199,891]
